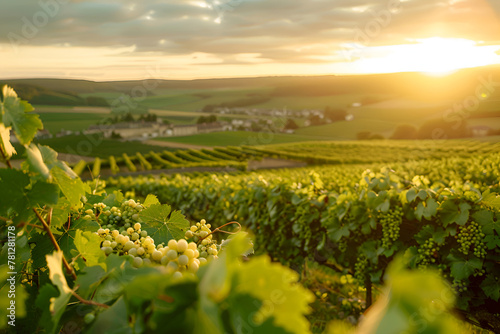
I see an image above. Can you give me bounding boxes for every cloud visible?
[0,0,499,79]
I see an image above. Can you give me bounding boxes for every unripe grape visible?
[190,226,198,232]
[134,223,141,230]
[184,249,195,259]
[102,240,111,248]
[168,239,178,251]
[188,261,199,273]
[131,232,139,241]
[151,250,162,262]
[110,241,117,249]
[161,256,169,265]
[185,230,193,239]
[112,230,119,238]
[188,242,197,251]
[172,271,183,280]
[166,261,178,273]
[84,313,95,324]
[124,241,135,251]
[140,230,148,238]
[200,251,208,258]
[143,258,151,266]
[98,228,105,235]
[199,257,207,265]
[127,227,134,235]
[194,250,200,258]
[132,214,139,220]
[200,219,206,224]
[166,249,178,260]
[133,257,143,268]
[102,247,113,255]
[207,255,216,261]
[137,247,145,256]
[128,248,138,256]
[146,244,155,254]
[178,255,189,266]
[177,239,188,253]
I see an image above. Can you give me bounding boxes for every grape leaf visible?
[74,230,106,270]
[0,168,30,216]
[484,235,500,249]
[227,294,290,334]
[51,166,90,207]
[233,256,314,334]
[143,194,160,207]
[28,181,59,208]
[35,284,59,333]
[473,210,500,235]
[1,85,42,145]
[406,189,417,203]
[423,198,438,220]
[0,123,15,159]
[447,253,482,280]
[46,251,73,334]
[480,275,500,301]
[57,218,100,262]
[439,200,470,226]
[140,204,190,244]
[88,297,132,334]
[481,189,500,210]
[414,202,424,221]
[49,198,71,230]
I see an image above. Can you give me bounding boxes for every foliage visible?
[108,151,500,331]
[0,86,496,333]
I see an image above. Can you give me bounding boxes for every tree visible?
[390,124,417,139]
[197,115,217,124]
[202,104,216,113]
[284,118,299,130]
[308,114,324,126]
[324,107,347,122]
[417,118,470,139]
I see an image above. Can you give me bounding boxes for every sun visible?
[349,37,500,76]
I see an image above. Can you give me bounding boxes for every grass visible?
[13,135,175,159]
[38,112,108,134]
[156,131,329,147]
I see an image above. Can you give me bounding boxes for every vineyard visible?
[1,86,500,333]
[72,140,500,179]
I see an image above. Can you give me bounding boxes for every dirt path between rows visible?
[144,140,211,150]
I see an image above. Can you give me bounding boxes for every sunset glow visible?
[0,0,499,80]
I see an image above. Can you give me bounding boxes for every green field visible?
[38,112,108,134]
[13,135,174,158]
[156,131,329,146]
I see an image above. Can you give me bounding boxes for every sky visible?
[1,0,500,81]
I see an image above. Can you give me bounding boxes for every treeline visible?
[101,112,161,124]
[202,95,271,112]
[0,82,109,106]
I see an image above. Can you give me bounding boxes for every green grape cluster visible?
[378,206,403,248]
[456,221,487,258]
[417,239,439,268]
[97,222,204,278]
[452,279,467,293]
[82,199,144,231]
[354,255,368,283]
[338,240,347,253]
[184,219,219,261]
